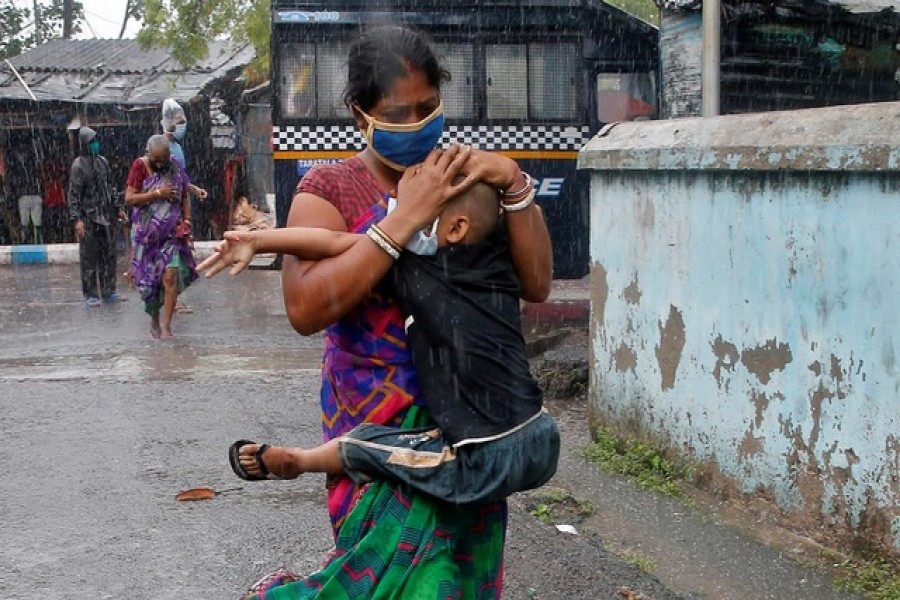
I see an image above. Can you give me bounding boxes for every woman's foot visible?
[160,328,175,340]
[237,443,301,480]
[150,315,162,340]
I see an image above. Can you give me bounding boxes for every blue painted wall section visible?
[579,102,900,558]
[12,246,48,264]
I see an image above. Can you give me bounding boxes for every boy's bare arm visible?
[246,227,363,258]
[197,227,364,278]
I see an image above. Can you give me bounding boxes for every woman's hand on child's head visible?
[460,147,521,191]
[196,230,257,278]
[396,145,475,227]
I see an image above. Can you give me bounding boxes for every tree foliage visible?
[136,0,270,76]
[606,0,659,25]
[0,1,30,59]
[0,0,84,59]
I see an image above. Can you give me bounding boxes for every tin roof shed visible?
[0,39,255,106]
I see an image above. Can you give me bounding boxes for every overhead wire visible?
[83,8,140,38]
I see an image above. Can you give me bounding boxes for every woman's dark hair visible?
[343,25,450,112]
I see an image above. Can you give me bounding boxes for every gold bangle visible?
[370,223,402,253]
[367,228,400,260]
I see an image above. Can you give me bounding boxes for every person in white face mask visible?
[160,98,187,169]
[160,98,208,241]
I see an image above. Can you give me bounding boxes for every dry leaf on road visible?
[175,487,217,501]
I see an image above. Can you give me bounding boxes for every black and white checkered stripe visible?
[272,124,591,152]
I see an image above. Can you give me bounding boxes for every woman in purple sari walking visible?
[124,135,197,339]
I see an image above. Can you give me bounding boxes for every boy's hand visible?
[197,231,256,277]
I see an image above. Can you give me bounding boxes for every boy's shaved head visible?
[444,178,500,244]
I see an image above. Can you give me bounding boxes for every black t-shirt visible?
[389,223,544,445]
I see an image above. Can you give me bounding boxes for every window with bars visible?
[486,42,580,120]
[280,39,581,122]
[279,42,317,119]
[279,41,349,120]
[528,43,580,120]
[433,43,475,119]
[486,44,528,119]
[317,40,350,118]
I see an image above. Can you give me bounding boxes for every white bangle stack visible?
[500,188,536,212]
[367,224,401,260]
[500,172,536,213]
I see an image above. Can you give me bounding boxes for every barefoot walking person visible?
[124,135,197,339]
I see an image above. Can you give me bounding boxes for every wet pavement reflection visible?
[0,264,323,382]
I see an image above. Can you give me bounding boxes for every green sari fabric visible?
[244,406,507,600]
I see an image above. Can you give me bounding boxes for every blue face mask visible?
[88,140,101,155]
[173,123,187,141]
[357,102,445,172]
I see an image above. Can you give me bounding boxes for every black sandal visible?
[228,439,286,481]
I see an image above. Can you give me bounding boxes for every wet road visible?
[0,266,334,598]
[0,265,686,600]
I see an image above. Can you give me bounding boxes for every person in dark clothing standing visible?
[69,126,126,306]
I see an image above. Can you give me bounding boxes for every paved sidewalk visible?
[523,275,591,334]
[532,331,861,600]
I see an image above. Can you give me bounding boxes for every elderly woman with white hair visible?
[124,134,197,339]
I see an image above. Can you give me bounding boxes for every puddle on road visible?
[0,346,322,383]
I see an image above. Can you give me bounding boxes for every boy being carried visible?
[198,179,559,504]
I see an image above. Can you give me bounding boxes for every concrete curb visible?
[0,242,222,265]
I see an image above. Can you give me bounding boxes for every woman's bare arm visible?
[283,147,473,335]
[281,194,418,336]
[461,150,553,302]
[504,183,553,303]
[124,185,159,207]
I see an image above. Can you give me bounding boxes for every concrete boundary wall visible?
[579,102,900,558]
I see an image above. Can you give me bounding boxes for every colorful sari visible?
[128,159,197,315]
[243,199,507,600]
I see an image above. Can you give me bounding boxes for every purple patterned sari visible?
[129,159,197,314]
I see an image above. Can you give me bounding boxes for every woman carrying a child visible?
[234,25,552,598]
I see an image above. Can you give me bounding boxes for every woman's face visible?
[358,69,441,126]
[148,148,170,172]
